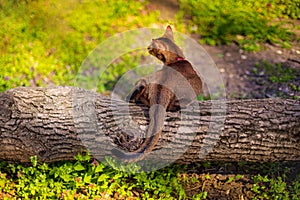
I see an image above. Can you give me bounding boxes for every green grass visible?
[1,0,299,93]
[0,154,188,200]
[0,0,160,93]
[0,155,299,199]
[177,0,298,51]
[252,174,300,200]
[254,60,297,83]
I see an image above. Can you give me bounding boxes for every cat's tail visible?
[111,104,166,163]
[111,132,161,162]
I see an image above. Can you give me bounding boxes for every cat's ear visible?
[163,25,174,42]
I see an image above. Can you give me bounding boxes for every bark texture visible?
[0,87,299,164]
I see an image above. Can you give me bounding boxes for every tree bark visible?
[0,86,299,164]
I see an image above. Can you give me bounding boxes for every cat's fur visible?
[112,25,203,162]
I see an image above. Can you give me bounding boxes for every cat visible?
[112,25,203,162]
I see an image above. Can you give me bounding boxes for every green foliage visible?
[226,174,243,183]
[0,154,189,199]
[276,0,300,19]
[1,0,298,94]
[98,52,145,93]
[252,174,300,200]
[178,0,296,51]
[254,61,297,83]
[192,192,208,200]
[0,0,160,93]
[1,157,300,199]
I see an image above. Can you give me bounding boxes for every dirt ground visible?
[148,1,300,199]
[203,43,300,100]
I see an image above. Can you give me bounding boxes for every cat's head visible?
[148,25,185,65]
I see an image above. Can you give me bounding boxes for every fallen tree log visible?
[0,87,299,164]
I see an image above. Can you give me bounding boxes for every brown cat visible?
[112,25,203,162]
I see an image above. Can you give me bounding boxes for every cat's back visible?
[168,60,196,75]
[167,60,203,97]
